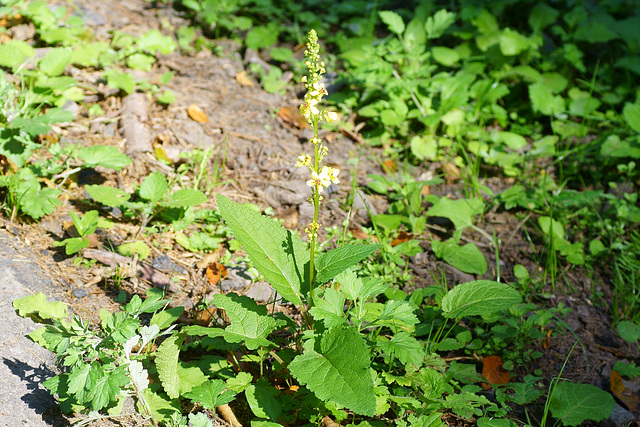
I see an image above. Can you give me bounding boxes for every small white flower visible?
[322,166,340,184]
[326,111,338,122]
[307,169,331,191]
[296,154,311,168]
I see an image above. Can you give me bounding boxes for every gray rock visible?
[73,288,89,298]
[352,191,378,219]
[264,181,310,206]
[601,403,635,427]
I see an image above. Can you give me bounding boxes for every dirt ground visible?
[3,0,639,426]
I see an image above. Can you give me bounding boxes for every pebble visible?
[602,403,635,427]
[73,288,89,298]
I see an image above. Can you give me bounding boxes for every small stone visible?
[601,403,634,427]
[73,288,89,298]
[243,281,278,304]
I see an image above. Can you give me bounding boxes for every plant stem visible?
[308,120,320,308]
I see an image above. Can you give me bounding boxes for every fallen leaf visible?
[442,162,461,185]
[187,104,209,123]
[197,249,223,269]
[391,231,414,247]
[382,159,397,173]
[194,306,214,326]
[206,261,228,286]
[0,154,17,175]
[278,106,308,129]
[349,227,378,242]
[482,355,510,386]
[542,328,553,349]
[235,70,255,87]
[276,207,298,229]
[611,370,639,410]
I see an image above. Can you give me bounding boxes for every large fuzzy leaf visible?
[289,326,375,416]
[314,244,379,284]
[156,332,185,399]
[217,194,307,305]
[440,281,521,319]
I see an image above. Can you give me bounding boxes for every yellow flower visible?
[296,154,312,168]
[306,169,332,191]
[325,111,339,123]
[323,166,340,184]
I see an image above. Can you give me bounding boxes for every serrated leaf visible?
[309,287,346,328]
[136,29,176,55]
[440,281,521,319]
[379,11,405,35]
[68,363,93,404]
[549,381,615,425]
[163,188,207,208]
[156,332,185,399]
[217,194,307,305]
[528,3,559,33]
[431,240,487,275]
[13,292,69,320]
[177,363,208,395]
[188,413,212,427]
[377,300,419,325]
[499,28,530,56]
[617,320,640,343]
[245,384,281,421]
[529,82,565,115]
[128,360,149,392]
[39,47,73,77]
[335,269,363,301]
[20,186,62,219]
[426,197,484,230]
[87,365,129,410]
[289,326,375,416]
[226,372,253,393]
[139,171,168,204]
[86,185,131,207]
[186,380,236,410]
[118,241,150,260]
[378,331,423,366]
[104,69,135,94]
[211,293,277,350]
[426,9,456,39]
[245,24,280,50]
[78,146,132,170]
[314,244,379,284]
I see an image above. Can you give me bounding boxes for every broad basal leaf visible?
[140,171,168,204]
[186,380,236,410]
[86,185,131,207]
[211,293,277,350]
[431,240,487,275]
[378,331,424,366]
[13,292,69,320]
[549,381,615,426]
[426,197,484,231]
[289,326,375,416]
[163,188,207,208]
[314,244,379,284]
[245,384,281,422]
[78,145,132,171]
[217,194,308,305]
[440,281,521,319]
[156,332,185,399]
[39,47,72,77]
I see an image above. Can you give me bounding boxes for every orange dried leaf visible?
[382,159,397,173]
[206,262,228,286]
[278,106,308,129]
[482,355,510,385]
[235,70,255,87]
[187,104,209,123]
[611,371,639,410]
[391,231,413,247]
[442,162,461,185]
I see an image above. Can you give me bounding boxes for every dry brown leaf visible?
[391,231,414,247]
[349,227,378,242]
[382,159,397,173]
[205,261,228,286]
[278,106,308,129]
[187,104,209,123]
[442,162,461,185]
[197,250,222,269]
[276,207,299,229]
[482,355,510,386]
[321,416,341,427]
[611,370,639,410]
[235,70,255,87]
[542,328,553,349]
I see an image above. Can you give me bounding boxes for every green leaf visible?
[156,332,185,399]
[538,216,564,240]
[269,47,293,62]
[315,244,379,284]
[432,240,487,275]
[39,48,73,77]
[87,365,129,410]
[68,363,93,404]
[54,237,89,255]
[377,300,419,325]
[623,103,640,133]
[13,292,69,320]
[529,83,565,115]
[440,280,521,319]
[20,186,62,219]
[378,331,423,366]
[431,46,459,66]
[213,293,277,349]
[0,40,34,68]
[245,384,281,421]
[217,194,307,306]
[71,210,99,237]
[549,381,615,425]
[528,3,559,33]
[379,11,405,36]
[425,9,456,39]
[139,171,168,204]
[426,197,484,231]
[104,69,135,94]
[156,90,176,105]
[77,145,131,170]
[309,287,346,328]
[117,241,150,260]
[496,131,527,150]
[126,53,156,71]
[86,185,131,207]
[499,28,530,56]
[136,29,176,55]
[226,372,253,393]
[245,23,279,50]
[186,380,236,410]
[411,135,438,160]
[188,412,212,427]
[617,320,640,343]
[163,188,207,208]
[289,326,375,416]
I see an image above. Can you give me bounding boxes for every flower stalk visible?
[297,30,340,308]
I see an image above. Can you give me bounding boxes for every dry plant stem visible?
[217,403,242,427]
